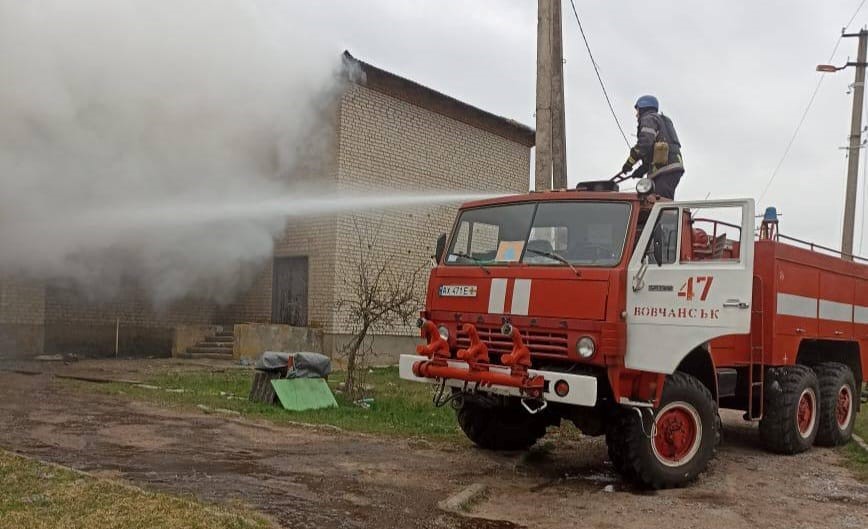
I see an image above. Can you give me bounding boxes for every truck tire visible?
[456,399,547,451]
[759,365,819,454]
[605,408,636,479]
[607,372,718,489]
[814,362,857,447]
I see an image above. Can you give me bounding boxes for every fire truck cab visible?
[400,184,868,489]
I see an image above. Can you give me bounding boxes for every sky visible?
[1,1,866,302]
[295,0,868,253]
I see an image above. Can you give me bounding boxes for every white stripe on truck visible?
[819,299,853,323]
[510,279,531,316]
[855,305,868,325]
[488,278,507,314]
[778,293,868,325]
[776,293,817,319]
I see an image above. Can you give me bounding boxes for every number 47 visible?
[678,276,714,301]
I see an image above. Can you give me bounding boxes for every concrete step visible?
[195,341,235,349]
[198,337,234,345]
[181,352,233,361]
[216,330,234,337]
[188,346,234,355]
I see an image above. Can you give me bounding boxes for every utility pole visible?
[842,29,868,260]
[551,0,568,189]
[535,0,567,191]
[534,0,553,191]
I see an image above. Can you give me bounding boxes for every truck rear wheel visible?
[606,372,718,489]
[814,362,857,447]
[456,398,548,451]
[759,365,819,454]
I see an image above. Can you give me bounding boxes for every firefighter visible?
[621,95,684,199]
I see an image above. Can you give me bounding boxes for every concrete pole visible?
[842,29,867,260]
[535,0,553,191]
[551,0,568,189]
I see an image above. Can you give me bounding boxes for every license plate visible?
[439,285,477,297]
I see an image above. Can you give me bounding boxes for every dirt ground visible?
[0,360,866,529]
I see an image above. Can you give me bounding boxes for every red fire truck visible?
[400,180,868,488]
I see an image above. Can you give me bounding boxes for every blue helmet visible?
[634,95,659,110]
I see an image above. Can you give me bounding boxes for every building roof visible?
[342,51,535,148]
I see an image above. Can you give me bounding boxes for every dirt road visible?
[0,367,865,529]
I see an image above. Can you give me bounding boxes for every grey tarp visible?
[255,351,292,371]
[289,352,332,379]
[254,351,331,378]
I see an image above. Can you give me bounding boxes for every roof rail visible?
[773,233,868,263]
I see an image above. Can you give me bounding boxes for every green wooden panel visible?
[271,378,338,411]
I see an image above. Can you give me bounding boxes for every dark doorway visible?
[271,257,309,326]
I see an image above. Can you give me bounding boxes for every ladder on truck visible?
[746,275,765,420]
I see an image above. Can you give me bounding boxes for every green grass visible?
[0,450,271,529]
[67,366,461,439]
[845,385,868,481]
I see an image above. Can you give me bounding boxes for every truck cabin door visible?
[626,199,755,374]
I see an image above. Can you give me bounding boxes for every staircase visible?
[184,326,235,360]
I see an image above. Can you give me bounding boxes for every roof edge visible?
[342,51,535,148]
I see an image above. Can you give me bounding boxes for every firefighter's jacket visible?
[628,111,684,179]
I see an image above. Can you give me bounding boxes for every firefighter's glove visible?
[622,159,635,174]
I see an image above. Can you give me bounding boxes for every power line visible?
[758,0,867,203]
[566,0,631,148]
[847,0,868,28]
[758,77,828,203]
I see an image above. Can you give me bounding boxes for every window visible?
[683,206,743,262]
[524,202,631,266]
[470,223,500,256]
[647,208,679,265]
[446,201,632,267]
[446,203,536,264]
[527,226,568,252]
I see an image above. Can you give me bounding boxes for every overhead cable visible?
[758,0,868,203]
[566,0,631,147]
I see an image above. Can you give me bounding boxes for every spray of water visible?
[4,192,500,234]
[0,2,509,305]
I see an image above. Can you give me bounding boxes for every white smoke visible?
[0,1,343,304]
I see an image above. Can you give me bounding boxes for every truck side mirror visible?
[434,233,447,263]
[652,238,663,267]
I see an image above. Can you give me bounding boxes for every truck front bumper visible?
[398,354,598,407]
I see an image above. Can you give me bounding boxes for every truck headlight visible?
[636,178,655,195]
[438,325,449,340]
[577,336,596,358]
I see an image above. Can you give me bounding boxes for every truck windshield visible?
[446,201,632,267]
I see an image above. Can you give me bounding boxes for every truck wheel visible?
[456,398,547,451]
[759,365,819,454]
[605,408,636,479]
[814,362,857,446]
[608,372,718,489]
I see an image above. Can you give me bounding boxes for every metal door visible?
[626,199,755,374]
[272,257,309,326]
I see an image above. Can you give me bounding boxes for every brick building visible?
[0,52,534,360]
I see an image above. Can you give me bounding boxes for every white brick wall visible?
[329,84,530,336]
[226,83,530,338]
[0,279,45,325]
